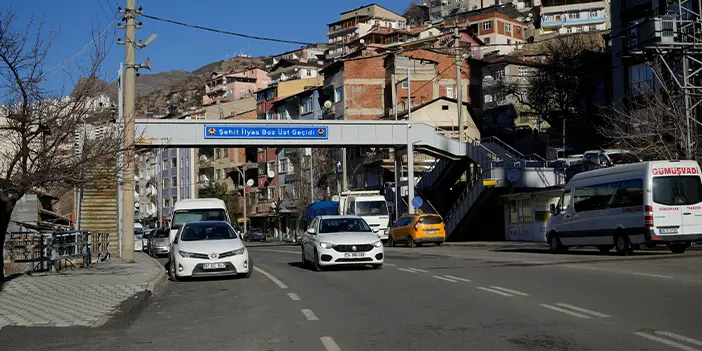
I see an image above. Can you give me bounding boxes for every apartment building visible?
[202,68,270,105]
[427,0,535,21]
[255,77,324,120]
[540,0,609,36]
[326,4,408,59]
[445,5,527,55]
[136,150,158,226]
[263,45,327,71]
[268,59,324,84]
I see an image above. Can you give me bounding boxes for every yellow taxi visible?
[388,213,446,247]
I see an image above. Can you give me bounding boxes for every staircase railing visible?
[444,165,489,236]
[480,136,546,163]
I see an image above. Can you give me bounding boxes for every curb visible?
[144,254,167,295]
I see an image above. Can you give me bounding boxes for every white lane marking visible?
[433,275,458,282]
[632,272,674,279]
[398,268,419,273]
[553,303,611,318]
[301,309,319,321]
[253,267,288,289]
[634,332,700,351]
[321,336,342,351]
[287,293,300,301]
[539,304,591,319]
[489,286,529,296]
[477,287,514,297]
[407,268,429,273]
[384,263,396,267]
[249,248,299,254]
[443,275,471,282]
[655,331,702,347]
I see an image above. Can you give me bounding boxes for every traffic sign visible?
[411,196,423,208]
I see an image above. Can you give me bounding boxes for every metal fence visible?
[4,230,110,273]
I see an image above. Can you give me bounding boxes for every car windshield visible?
[172,209,227,229]
[609,152,640,165]
[319,218,372,233]
[419,216,443,224]
[180,223,237,241]
[355,201,388,216]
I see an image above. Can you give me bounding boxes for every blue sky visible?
[4,0,412,92]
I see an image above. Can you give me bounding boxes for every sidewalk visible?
[0,253,166,329]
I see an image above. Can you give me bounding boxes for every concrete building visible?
[157,147,198,223]
[326,4,408,59]
[539,0,609,36]
[443,5,528,56]
[263,45,328,71]
[268,59,324,84]
[202,68,270,105]
[136,150,158,226]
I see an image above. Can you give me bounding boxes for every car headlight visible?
[233,247,245,255]
[319,242,334,249]
[372,241,383,248]
[178,250,194,258]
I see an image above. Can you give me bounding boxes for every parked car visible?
[247,229,265,242]
[169,221,252,281]
[148,228,170,257]
[301,215,384,271]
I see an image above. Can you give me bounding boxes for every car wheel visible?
[615,234,630,256]
[598,245,612,254]
[169,259,180,282]
[301,246,308,267]
[435,242,443,246]
[388,235,396,247]
[407,236,415,248]
[313,250,323,272]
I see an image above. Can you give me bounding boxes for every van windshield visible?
[355,201,388,216]
[653,176,702,206]
[172,209,227,229]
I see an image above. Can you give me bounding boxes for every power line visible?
[140,13,320,46]
[46,20,117,77]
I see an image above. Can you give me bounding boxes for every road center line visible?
[634,332,700,351]
[489,286,530,296]
[655,331,702,347]
[477,287,514,297]
[321,336,342,351]
[398,268,418,273]
[253,267,288,289]
[539,304,592,319]
[301,309,319,321]
[632,272,674,279]
[408,268,429,273]
[287,293,300,301]
[554,303,611,318]
[384,263,396,267]
[433,275,458,282]
[443,275,471,282]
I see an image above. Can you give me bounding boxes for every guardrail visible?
[4,230,110,273]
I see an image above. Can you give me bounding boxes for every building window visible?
[257,93,264,103]
[171,158,177,168]
[516,26,522,34]
[302,96,313,114]
[589,10,600,18]
[568,12,580,20]
[504,23,512,32]
[267,161,276,175]
[216,169,223,180]
[446,85,454,98]
[266,91,274,100]
[482,21,491,31]
[334,87,343,103]
[268,187,275,200]
[172,177,177,187]
[164,197,171,208]
[628,63,654,96]
[484,94,493,103]
[279,158,288,173]
[162,160,169,170]
[401,80,408,89]
[518,67,530,78]
[507,39,511,45]
[163,178,170,189]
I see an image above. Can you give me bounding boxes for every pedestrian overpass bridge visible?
[135,119,564,239]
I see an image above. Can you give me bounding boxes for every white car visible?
[301,215,384,271]
[169,221,252,281]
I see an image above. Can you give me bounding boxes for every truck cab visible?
[339,190,390,242]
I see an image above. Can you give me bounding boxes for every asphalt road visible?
[2,243,702,351]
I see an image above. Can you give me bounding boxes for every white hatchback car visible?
[169,221,252,281]
[301,215,384,271]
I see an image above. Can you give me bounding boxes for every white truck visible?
[338,190,390,242]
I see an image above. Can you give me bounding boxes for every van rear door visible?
[652,172,702,235]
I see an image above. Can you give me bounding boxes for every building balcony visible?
[205,85,226,94]
[541,16,606,28]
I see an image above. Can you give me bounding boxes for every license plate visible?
[203,263,226,269]
[426,230,437,234]
[343,252,365,258]
[659,228,679,234]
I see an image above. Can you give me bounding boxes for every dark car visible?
[247,229,265,242]
[147,228,170,257]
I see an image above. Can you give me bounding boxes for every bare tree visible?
[0,11,127,278]
[598,77,697,161]
[284,148,335,224]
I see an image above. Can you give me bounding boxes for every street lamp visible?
[233,163,255,235]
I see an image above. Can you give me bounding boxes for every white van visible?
[339,190,390,241]
[546,160,702,255]
[169,198,230,243]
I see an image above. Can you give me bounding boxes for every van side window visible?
[347,200,355,214]
[609,179,644,208]
[574,183,618,212]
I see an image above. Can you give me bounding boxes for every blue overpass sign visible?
[204,125,329,140]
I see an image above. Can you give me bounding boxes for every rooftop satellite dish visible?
[246,179,255,187]
[324,100,332,109]
[267,170,275,178]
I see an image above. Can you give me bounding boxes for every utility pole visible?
[342,148,348,191]
[117,63,124,254]
[234,164,249,235]
[454,27,464,142]
[118,0,138,262]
